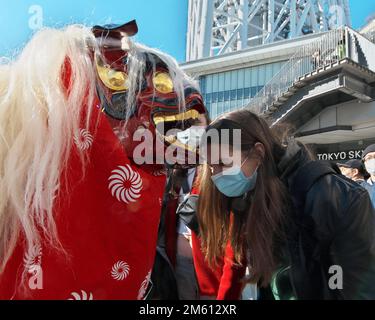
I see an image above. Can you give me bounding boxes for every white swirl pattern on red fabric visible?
[111,261,130,281]
[108,165,143,204]
[74,129,94,151]
[23,244,42,274]
[137,270,152,300]
[68,290,94,300]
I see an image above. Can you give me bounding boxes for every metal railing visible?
[246,26,375,116]
[354,28,375,72]
[364,30,375,44]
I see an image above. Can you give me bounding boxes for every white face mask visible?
[176,126,206,147]
[365,159,375,175]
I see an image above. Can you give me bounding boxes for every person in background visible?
[150,113,209,300]
[338,159,369,184]
[177,178,247,300]
[174,114,209,300]
[362,144,375,208]
[312,49,322,69]
[197,109,375,300]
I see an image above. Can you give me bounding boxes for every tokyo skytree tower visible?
[186,0,351,61]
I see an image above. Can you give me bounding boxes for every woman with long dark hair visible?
[197,109,375,300]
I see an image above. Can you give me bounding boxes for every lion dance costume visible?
[0,20,206,299]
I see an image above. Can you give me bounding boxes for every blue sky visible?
[0,0,189,61]
[0,0,374,62]
[350,0,375,29]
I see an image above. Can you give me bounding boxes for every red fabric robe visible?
[0,104,166,300]
[189,187,246,300]
[191,231,246,300]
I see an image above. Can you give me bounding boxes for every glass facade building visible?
[198,61,286,119]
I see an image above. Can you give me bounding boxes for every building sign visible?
[316,149,363,161]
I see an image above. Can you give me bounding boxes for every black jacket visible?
[275,141,375,300]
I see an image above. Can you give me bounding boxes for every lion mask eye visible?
[95,55,129,91]
[152,72,174,94]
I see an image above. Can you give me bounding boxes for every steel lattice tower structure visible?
[186,0,351,61]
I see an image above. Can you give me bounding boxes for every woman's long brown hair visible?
[197,109,290,287]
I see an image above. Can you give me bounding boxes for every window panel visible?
[224,100,230,112]
[224,72,231,91]
[244,87,251,99]
[212,73,219,93]
[206,93,212,103]
[237,69,245,89]
[250,67,257,87]
[258,65,266,85]
[273,62,282,75]
[211,102,217,119]
[206,102,212,112]
[224,91,230,101]
[230,70,238,90]
[244,67,252,87]
[199,76,206,93]
[217,101,224,115]
[218,91,224,102]
[218,73,225,91]
[230,99,237,109]
[212,92,218,102]
[265,64,273,82]
[208,75,213,93]
[237,88,244,99]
